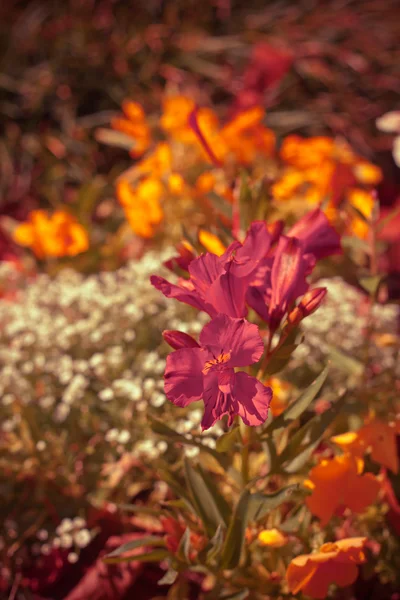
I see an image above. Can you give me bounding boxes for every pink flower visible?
[164,314,272,430]
[287,208,342,260]
[151,221,271,318]
[247,236,311,330]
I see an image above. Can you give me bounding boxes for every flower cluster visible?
[12,210,89,259]
[152,208,341,429]
[99,95,384,249]
[272,135,382,238]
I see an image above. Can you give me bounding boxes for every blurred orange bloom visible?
[198,230,226,256]
[332,418,400,474]
[221,107,275,164]
[137,142,173,179]
[346,188,375,239]
[258,528,287,548]
[267,377,291,416]
[13,210,89,259]
[117,178,163,238]
[287,537,367,598]
[111,100,151,157]
[305,453,380,526]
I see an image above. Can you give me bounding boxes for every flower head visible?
[111,100,151,157]
[305,453,380,526]
[332,418,400,474]
[117,178,163,238]
[258,528,287,548]
[164,314,272,430]
[152,221,271,318]
[287,537,367,598]
[13,210,89,259]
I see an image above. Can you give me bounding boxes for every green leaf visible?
[205,524,224,564]
[150,418,230,470]
[359,275,381,296]
[216,426,241,452]
[261,366,329,437]
[184,459,227,535]
[105,536,165,558]
[328,346,364,377]
[279,506,310,533]
[198,465,231,525]
[248,484,300,522]
[238,171,252,233]
[177,527,192,563]
[277,396,346,473]
[220,489,251,569]
[262,328,303,377]
[342,236,370,252]
[158,568,178,585]
[95,128,135,149]
[104,549,169,564]
[116,504,163,516]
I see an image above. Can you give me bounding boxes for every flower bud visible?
[287,287,327,326]
[162,330,200,350]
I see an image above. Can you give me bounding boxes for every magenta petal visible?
[164,347,206,407]
[287,209,342,259]
[201,372,229,430]
[205,268,248,318]
[188,253,226,294]
[234,221,271,275]
[163,330,200,350]
[231,372,272,426]
[150,275,216,315]
[199,314,264,367]
[269,236,309,326]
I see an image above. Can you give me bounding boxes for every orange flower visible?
[346,188,375,238]
[353,162,382,185]
[267,377,291,416]
[332,418,400,474]
[221,107,275,164]
[280,136,336,170]
[111,100,151,157]
[137,142,172,179]
[258,528,287,548]
[13,210,89,259]
[287,537,367,598]
[116,178,163,238]
[160,96,221,151]
[305,453,380,526]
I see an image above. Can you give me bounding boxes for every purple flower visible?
[287,208,342,260]
[151,221,271,318]
[164,314,272,430]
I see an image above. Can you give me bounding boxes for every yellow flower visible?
[13,210,89,259]
[167,173,185,194]
[287,538,367,598]
[354,162,382,185]
[117,178,163,238]
[347,188,375,238]
[258,528,287,548]
[198,230,226,256]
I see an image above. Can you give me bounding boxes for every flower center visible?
[202,352,231,374]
